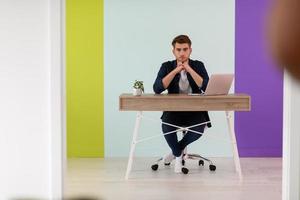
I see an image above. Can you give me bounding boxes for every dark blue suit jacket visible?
[153,59,212,128]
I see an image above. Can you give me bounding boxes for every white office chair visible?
[151,129,216,174]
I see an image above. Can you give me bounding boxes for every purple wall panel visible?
[235,0,283,157]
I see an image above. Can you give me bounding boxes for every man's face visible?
[172,43,192,63]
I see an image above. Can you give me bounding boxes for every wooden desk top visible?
[119,93,251,111]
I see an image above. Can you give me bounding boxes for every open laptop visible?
[189,74,234,96]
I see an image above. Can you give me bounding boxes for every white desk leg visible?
[125,111,142,180]
[226,111,242,179]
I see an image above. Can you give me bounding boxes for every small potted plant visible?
[133,80,144,96]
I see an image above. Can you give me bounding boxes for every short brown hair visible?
[172,35,192,47]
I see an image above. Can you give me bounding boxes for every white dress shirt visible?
[179,70,192,94]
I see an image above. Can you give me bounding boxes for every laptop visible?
[189,74,234,96]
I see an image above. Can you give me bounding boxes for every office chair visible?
[151,130,216,174]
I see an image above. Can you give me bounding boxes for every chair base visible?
[183,153,216,171]
[151,131,216,174]
[151,153,216,173]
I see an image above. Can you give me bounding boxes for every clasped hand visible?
[174,60,191,74]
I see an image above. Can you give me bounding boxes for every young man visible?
[153,35,211,173]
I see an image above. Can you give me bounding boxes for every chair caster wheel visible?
[199,160,204,166]
[151,164,159,171]
[164,162,171,166]
[209,164,216,171]
[182,167,189,174]
[182,160,185,166]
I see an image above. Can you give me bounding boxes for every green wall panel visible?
[66,0,104,157]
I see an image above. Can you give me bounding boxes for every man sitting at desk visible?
[153,35,211,173]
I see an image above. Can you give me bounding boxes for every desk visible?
[119,93,251,179]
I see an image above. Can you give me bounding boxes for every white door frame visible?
[282,70,300,200]
[49,0,65,198]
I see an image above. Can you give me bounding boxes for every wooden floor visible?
[64,157,282,200]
